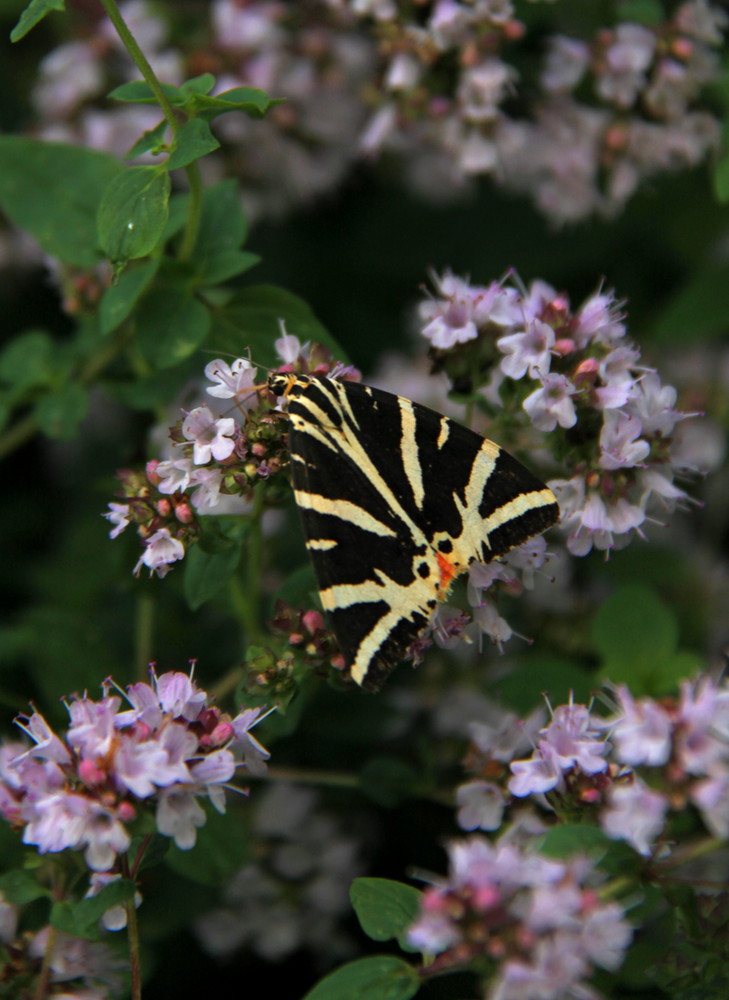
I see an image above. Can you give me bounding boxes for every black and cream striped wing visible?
[270,373,558,689]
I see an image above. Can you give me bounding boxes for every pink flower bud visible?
[206,721,234,747]
[146,460,161,486]
[156,499,172,517]
[573,358,600,388]
[302,610,324,634]
[473,884,501,910]
[553,338,576,356]
[671,37,693,61]
[175,503,194,524]
[118,801,137,822]
[79,759,106,786]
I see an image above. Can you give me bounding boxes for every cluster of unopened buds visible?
[456,676,729,856]
[270,601,344,672]
[0,668,272,873]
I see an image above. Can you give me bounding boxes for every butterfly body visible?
[268,373,559,689]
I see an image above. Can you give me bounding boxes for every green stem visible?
[97,0,180,133]
[33,923,56,1000]
[125,887,143,1000]
[257,765,361,789]
[176,162,204,262]
[97,0,204,260]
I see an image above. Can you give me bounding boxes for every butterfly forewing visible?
[270,373,559,689]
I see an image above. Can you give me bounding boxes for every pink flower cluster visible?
[105,335,359,579]
[355,0,727,220]
[407,836,632,999]
[0,913,126,998]
[457,679,729,857]
[18,1,725,230]
[419,271,702,558]
[0,670,271,871]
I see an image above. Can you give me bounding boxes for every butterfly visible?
[268,372,559,689]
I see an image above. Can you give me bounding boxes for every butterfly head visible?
[267,372,311,399]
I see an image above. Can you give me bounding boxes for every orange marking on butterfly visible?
[436,551,459,597]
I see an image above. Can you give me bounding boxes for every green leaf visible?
[0,869,49,905]
[302,957,420,1000]
[592,584,690,694]
[10,0,65,42]
[97,166,170,262]
[497,654,595,713]
[0,329,55,393]
[108,80,183,104]
[99,259,160,335]
[180,73,216,97]
[167,118,220,171]
[192,180,257,284]
[51,879,135,940]
[274,561,318,609]
[359,757,419,807]
[136,277,211,368]
[217,285,344,368]
[195,180,248,257]
[0,137,121,267]
[350,878,422,951]
[183,539,243,610]
[164,801,251,887]
[537,824,612,861]
[198,250,260,286]
[652,265,729,343]
[35,382,89,439]
[189,86,280,121]
[615,0,664,25]
[125,119,168,160]
[109,363,197,410]
[162,192,190,244]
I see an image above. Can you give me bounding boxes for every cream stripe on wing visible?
[293,491,398,538]
[399,399,425,510]
[480,488,557,536]
[294,387,432,552]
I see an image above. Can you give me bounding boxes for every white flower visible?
[601,778,667,855]
[205,358,258,407]
[156,790,206,849]
[133,528,185,578]
[156,457,195,494]
[523,373,577,431]
[498,319,555,380]
[599,411,650,470]
[182,406,237,464]
[456,780,505,831]
[103,503,130,539]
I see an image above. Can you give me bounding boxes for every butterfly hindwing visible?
[270,373,559,689]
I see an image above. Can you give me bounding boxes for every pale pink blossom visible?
[601,778,668,855]
[182,406,237,464]
[522,373,578,431]
[133,528,185,578]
